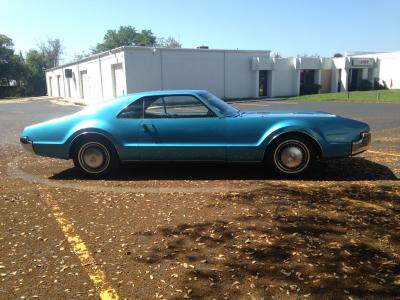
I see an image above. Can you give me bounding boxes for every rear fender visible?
[65,127,121,159]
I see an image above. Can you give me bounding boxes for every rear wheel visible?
[267,136,316,176]
[72,136,119,177]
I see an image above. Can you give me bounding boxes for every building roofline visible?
[46,46,271,72]
[45,46,126,71]
[123,45,270,54]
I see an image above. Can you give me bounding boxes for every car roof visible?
[95,90,210,113]
[115,89,209,105]
[127,89,208,99]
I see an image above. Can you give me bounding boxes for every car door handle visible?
[142,123,155,132]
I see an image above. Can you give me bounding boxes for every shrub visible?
[359,79,372,91]
[373,78,389,90]
[300,83,321,95]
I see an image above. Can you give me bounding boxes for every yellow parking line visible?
[368,150,400,157]
[40,189,119,300]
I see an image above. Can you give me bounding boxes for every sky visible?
[1,0,400,63]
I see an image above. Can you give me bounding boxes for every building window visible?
[300,70,315,86]
[300,70,318,95]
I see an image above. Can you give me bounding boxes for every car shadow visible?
[132,183,400,298]
[49,157,397,181]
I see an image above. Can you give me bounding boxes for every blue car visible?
[20,90,371,177]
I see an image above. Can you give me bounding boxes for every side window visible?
[118,98,144,119]
[164,95,213,118]
[144,97,167,118]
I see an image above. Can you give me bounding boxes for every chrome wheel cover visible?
[78,142,110,174]
[273,140,310,174]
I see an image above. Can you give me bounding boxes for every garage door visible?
[80,70,89,99]
[112,64,125,97]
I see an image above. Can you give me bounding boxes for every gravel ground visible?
[0,98,399,299]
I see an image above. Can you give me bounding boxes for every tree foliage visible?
[38,38,63,68]
[0,34,26,86]
[1,34,63,97]
[93,26,157,53]
[297,53,321,58]
[333,53,343,58]
[0,34,26,90]
[25,49,49,95]
[156,37,182,48]
[271,52,282,59]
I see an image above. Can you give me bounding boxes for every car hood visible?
[240,110,336,118]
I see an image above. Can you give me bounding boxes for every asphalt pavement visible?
[1,98,399,146]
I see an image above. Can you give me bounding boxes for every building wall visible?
[45,50,126,105]
[271,58,298,97]
[45,48,400,104]
[125,48,162,93]
[225,51,264,98]
[124,48,268,98]
[334,52,400,90]
[161,50,225,97]
[374,53,400,89]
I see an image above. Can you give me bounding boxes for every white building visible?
[45,47,400,105]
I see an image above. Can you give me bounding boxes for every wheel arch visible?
[263,130,323,160]
[68,130,120,159]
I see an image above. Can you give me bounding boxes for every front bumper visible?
[351,132,371,155]
[20,137,35,154]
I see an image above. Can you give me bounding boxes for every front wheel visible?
[72,137,119,177]
[268,137,315,176]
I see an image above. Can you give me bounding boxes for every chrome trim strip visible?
[351,132,371,155]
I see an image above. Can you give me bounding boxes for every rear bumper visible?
[351,132,371,155]
[20,137,36,154]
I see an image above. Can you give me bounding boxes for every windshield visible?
[199,92,239,117]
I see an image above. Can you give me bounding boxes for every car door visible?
[114,98,144,161]
[139,94,226,161]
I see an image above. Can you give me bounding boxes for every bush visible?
[0,85,35,98]
[300,83,321,95]
[373,78,389,90]
[359,79,372,91]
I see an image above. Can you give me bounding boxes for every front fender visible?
[258,121,325,149]
[258,119,353,159]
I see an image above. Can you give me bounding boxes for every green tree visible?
[93,25,157,53]
[38,38,63,68]
[25,49,49,95]
[271,52,282,59]
[136,29,157,46]
[0,34,26,87]
[72,51,91,62]
[333,53,343,58]
[156,37,182,48]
